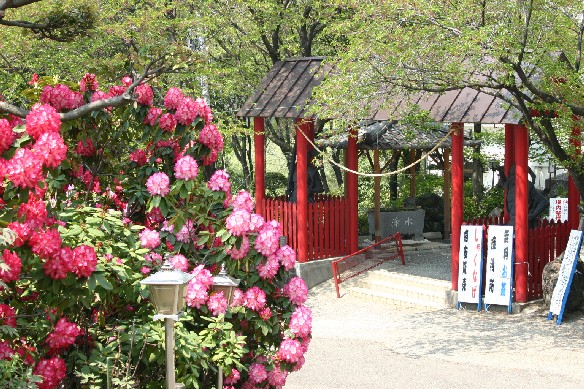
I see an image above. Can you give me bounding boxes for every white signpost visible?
[548,230,584,325]
[549,198,568,222]
[484,225,514,313]
[457,225,484,311]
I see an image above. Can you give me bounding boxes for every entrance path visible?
[285,251,584,388]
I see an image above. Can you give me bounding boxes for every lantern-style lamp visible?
[141,260,194,389]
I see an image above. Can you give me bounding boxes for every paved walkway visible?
[285,241,584,389]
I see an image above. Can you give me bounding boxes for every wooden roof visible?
[237,57,523,124]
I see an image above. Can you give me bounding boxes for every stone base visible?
[295,257,336,289]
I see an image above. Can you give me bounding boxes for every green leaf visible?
[94,273,113,290]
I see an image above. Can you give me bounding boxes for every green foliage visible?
[265,172,288,197]
[464,184,504,220]
[0,356,43,389]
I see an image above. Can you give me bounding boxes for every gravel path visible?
[285,243,584,389]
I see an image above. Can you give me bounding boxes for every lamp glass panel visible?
[149,284,186,315]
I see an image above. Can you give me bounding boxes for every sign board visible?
[484,226,514,312]
[457,225,484,311]
[549,198,568,222]
[548,230,584,325]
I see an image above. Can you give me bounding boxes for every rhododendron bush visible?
[0,73,311,388]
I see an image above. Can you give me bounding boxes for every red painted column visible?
[568,121,581,230]
[504,124,515,224]
[347,126,359,253]
[451,123,464,291]
[254,117,266,217]
[296,119,309,263]
[514,124,529,303]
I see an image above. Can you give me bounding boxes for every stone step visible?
[348,286,449,310]
[355,278,450,305]
[363,270,452,292]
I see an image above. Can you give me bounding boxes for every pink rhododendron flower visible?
[34,132,68,168]
[72,245,97,278]
[226,209,251,237]
[145,252,163,265]
[0,304,16,327]
[248,363,267,384]
[174,155,198,180]
[0,250,22,282]
[7,222,31,247]
[267,365,288,387]
[130,149,148,165]
[25,104,61,140]
[254,223,280,257]
[144,107,162,125]
[274,245,296,271]
[159,113,177,132]
[46,317,81,351]
[174,220,196,243]
[0,341,14,360]
[259,307,272,321]
[29,228,62,259]
[244,286,266,312]
[207,170,230,192]
[43,247,73,280]
[227,236,250,260]
[0,119,15,154]
[135,84,154,106]
[7,148,43,189]
[232,190,255,213]
[79,73,99,92]
[230,288,244,307]
[28,73,39,85]
[174,97,199,126]
[257,255,279,280]
[141,266,151,275]
[191,264,214,288]
[207,291,228,316]
[224,369,241,385]
[249,213,265,232]
[164,87,184,110]
[109,85,126,96]
[34,357,67,389]
[185,281,209,308]
[202,148,219,166]
[146,172,170,196]
[289,305,312,338]
[75,138,96,157]
[91,90,108,103]
[283,277,308,306]
[41,84,79,112]
[17,195,47,229]
[198,124,224,150]
[276,338,303,364]
[168,254,189,272]
[139,228,161,249]
[121,76,133,86]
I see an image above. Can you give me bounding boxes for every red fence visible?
[261,194,350,261]
[465,218,570,301]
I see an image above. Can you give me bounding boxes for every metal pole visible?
[165,318,176,389]
[217,367,223,389]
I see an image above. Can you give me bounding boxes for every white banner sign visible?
[548,230,583,324]
[549,198,568,222]
[484,226,514,309]
[458,225,484,307]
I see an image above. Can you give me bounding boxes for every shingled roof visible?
[237,57,523,124]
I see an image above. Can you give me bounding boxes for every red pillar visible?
[295,119,309,263]
[254,117,266,216]
[450,123,464,291]
[568,121,581,230]
[347,126,359,253]
[504,124,515,223]
[514,124,529,303]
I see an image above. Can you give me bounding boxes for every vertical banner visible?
[549,198,569,222]
[484,225,514,313]
[457,225,484,311]
[548,230,584,325]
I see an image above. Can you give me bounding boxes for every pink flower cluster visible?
[232,190,255,213]
[40,84,84,112]
[75,138,96,157]
[226,209,251,236]
[174,97,212,126]
[0,304,16,327]
[276,338,303,364]
[43,244,98,279]
[34,356,67,389]
[185,265,213,308]
[79,73,99,92]
[226,236,250,260]
[244,286,266,312]
[174,155,199,180]
[26,104,61,140]
[248,363,268,384]
[289,305,312,338]
[146,172,170,196]
[168,254,189,272]
[45,317,81,352]
[273,245,296,271]
[254,222,281,257]
[198,124,224,151]
[256,256,279,280]
[135,84,154,106]
[139,228,161,249]
[0,118,16,154]
[207,291,228,316]
[0,250,22,283]
[207,170,231,192]
[283,277,308,306]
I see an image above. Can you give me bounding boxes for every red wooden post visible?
[504,124,515,223]
[347,126,359,253]
[568,121,581,230]
[254,117,266,217]
[514,124,529,303]
[451,123,464,291]
[296,118,309,263]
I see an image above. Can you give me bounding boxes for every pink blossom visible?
[144,107,162,125]
[121,76,133,86]
[198,124,224,150]
[283,277,308,306]
[109,85,126,96]
[248,363,267,384]
[226,209,251,237]
[0,304,16,327]
[29,228,62,259]
[7,222,31,247]
[164,87,184,110]
[191,264,214,288]
[168,254,189,272]
[224,369,241,385]
[43,247,73,279]
[244,286,266,312]
[139,228,161,249]
[259,307,272,321]
[175,220,196,243]
[257,255,279,280]
[146,172,170,196]
[207,291,228,316]
[33,132,68,168]
[91,90,108,103]
[72,244,97,278]
[25,104,61,140]
[17,195,47,229]
[145,252,163,265]
[207,170,230,192]
[254,223,280,257]
[230,288,244,307]
[135,83,154,106]
[7,148,43,189]
[274,245,296,271]
[232,190,255,213]
[185,281,209,308]
[75,138,96,157]
[276,338,303,364]
[34,357,67,389]
[141,266,151,275]
[28,73,39,85]
[267,365,288,387]
[289,305,312,338]
[249,213,265,233]
[130,149,148,165]
[0,119,15,154]
[45,317,81,351]
[79,73,99,92]
[159,113,177,132]
[0,341,15,360]
[202,148,219,166]
[174,97,200,126]
[227,236,250,260]
[0,250,22,282]
[174,155,199,180]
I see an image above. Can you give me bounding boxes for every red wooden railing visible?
[465,218,570,301]
[260,194,351,261]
